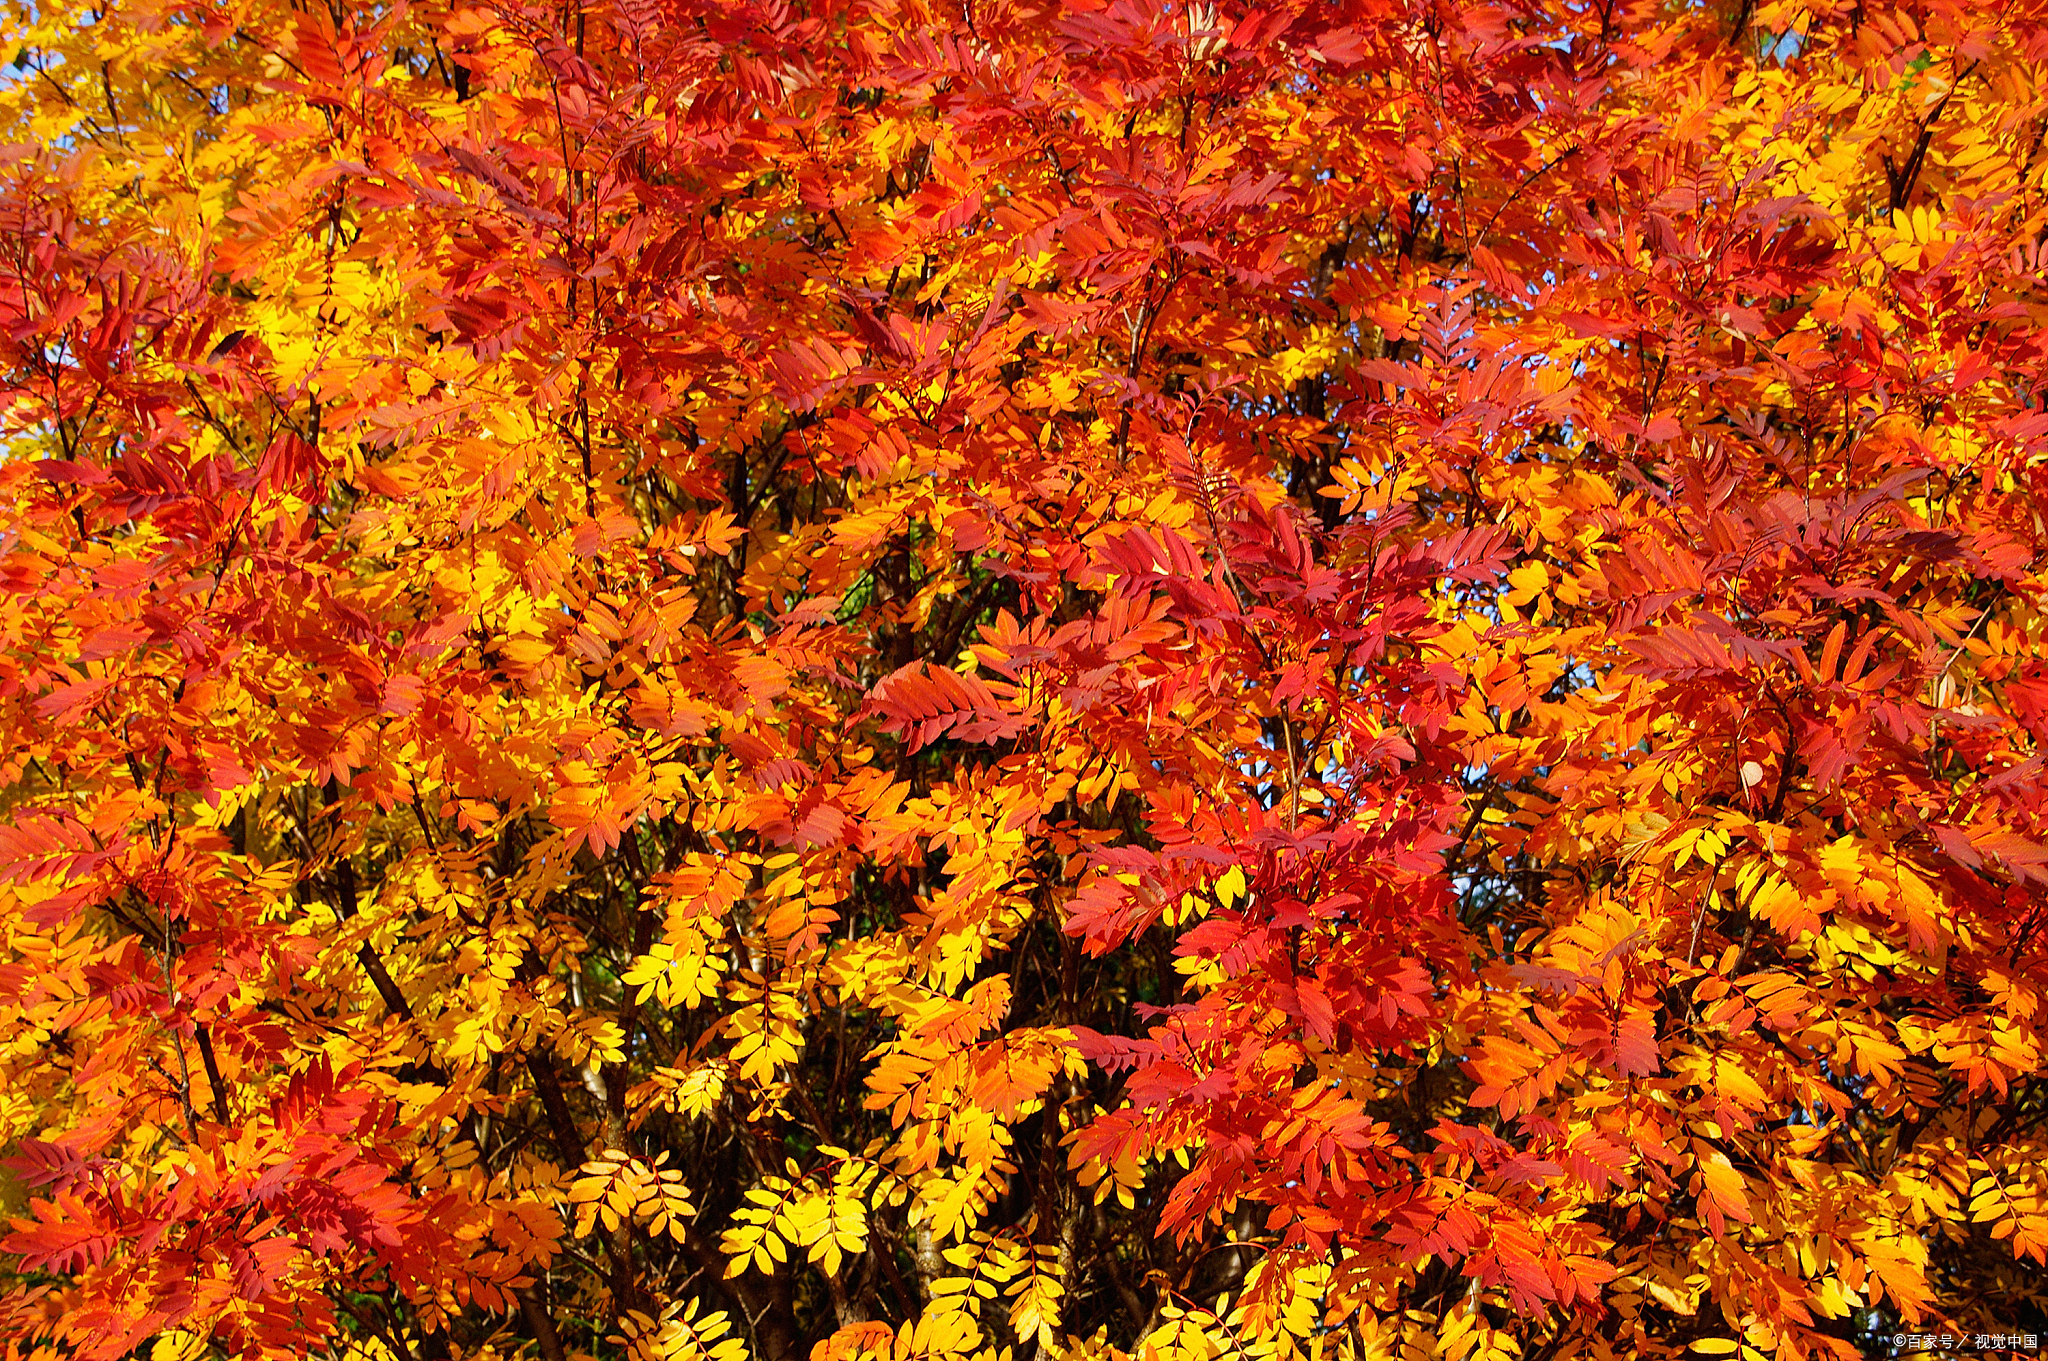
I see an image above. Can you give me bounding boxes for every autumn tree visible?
[0,0,2045,1359]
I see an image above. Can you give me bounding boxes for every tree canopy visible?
[1,0,2045,1359]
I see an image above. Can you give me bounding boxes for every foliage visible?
[0,0,2046,1359]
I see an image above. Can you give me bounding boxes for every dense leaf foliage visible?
[1,0,2045,1359]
